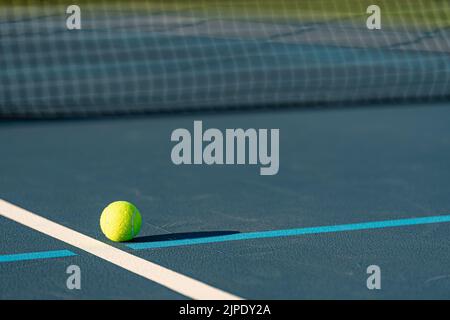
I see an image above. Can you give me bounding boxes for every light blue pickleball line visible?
[127,215,450,250]
[0,249,76,263]
[2,215,450,262]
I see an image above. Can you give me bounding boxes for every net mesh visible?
[1,0,450,118]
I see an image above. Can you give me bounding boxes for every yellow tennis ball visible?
[100,201,142,242]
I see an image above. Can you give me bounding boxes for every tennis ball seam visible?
[131,208,135,238]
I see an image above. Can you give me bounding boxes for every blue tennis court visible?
[1,1,450,300]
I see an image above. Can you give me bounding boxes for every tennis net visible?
[1,0,450,118]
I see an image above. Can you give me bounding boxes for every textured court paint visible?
[2,214,450,261]
[0,199,242,300]
[0,249,76,263]
[127,215,450,250]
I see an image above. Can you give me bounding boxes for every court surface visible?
[2,102,450,299]
[1,2,450,300]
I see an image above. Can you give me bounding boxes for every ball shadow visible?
[131,230,240,243]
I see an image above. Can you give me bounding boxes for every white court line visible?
[0,199,242,300]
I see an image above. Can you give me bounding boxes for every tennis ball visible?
[100,201,142,242]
